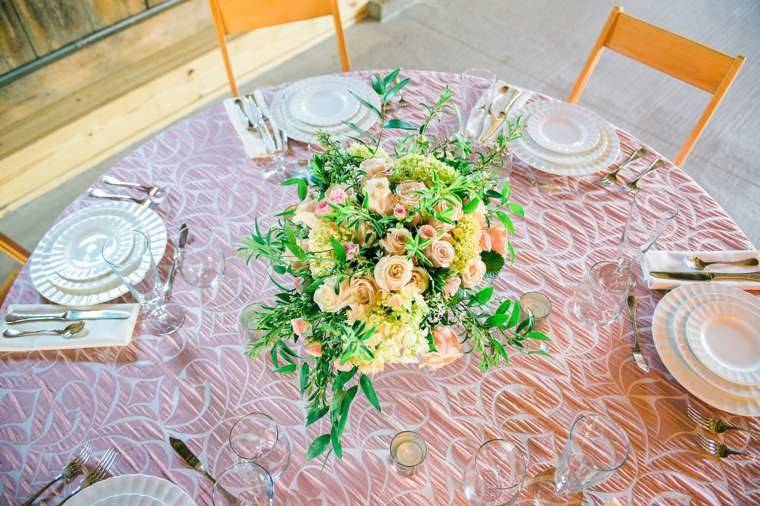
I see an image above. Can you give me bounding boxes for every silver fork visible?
[88,188,155,207]
[696,434,749,459]
[57,448,117,505]
[600,147,647,186]
[22,442,92,506]
[626,295,650,373]
[624,158,664,193]
[687,405,760,437]
[102,175,166,197]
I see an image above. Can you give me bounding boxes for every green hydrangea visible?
[391,154,457,186]
[346,143,389,161]
[450,213,481,273]
[307,220,350,277]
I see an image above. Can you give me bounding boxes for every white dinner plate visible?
[652,284,760,415]
[67,474,194,506]
[526,103,601,154]
[287,79,361,127]
[509,101,621,176]
[29,202,167,306]
[685,298,760,385]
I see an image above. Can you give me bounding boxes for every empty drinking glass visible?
[180,227,227,289]
[458,68,496,138]
[618,191,679,262]
[569,260,631,327]
[463,438,526,506]
[213,461,274,506]
[554,414,630,495]
[229,412,291,481]
[102,229,185,335]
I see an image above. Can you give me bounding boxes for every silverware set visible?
[21,445,117,505]
[88,176,168,207]
[479,86,522,143]
[687,405,757,460]
[599,148,665,191]
[169,437,237,503]
[236,91,288,156]
[2,309,130,340]
[626,295,649,373]
[164,223,189,298]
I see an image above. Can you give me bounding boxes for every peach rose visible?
[291,318,310,337]
[435,199,463,223]
[443,275,461,298]
[380,227,411,255]
[422,326,463,370]
[313,277,351,312]
[314,200,331,217]
[426,217,454,233]
[487,225,509,257]
[360,157,392,178]
[461,258,487,288]
[393,203,407,220]
[479,229,493,252]
[349,276,377,307]
[425,240,456,268]
[304,341,322,357]
[364,177,394,216]
[374,255,413,292]
[386,293,405,310]
[418,224,437,241]
[409,267,430,293]
[292,199,320,229]
[325,184,348,205]
[353,221,377,247]
[344,242,359,261]
[395,180,426,209]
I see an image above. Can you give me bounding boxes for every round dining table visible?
[1,70,758,505]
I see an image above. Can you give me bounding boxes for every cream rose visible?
[373,255,413,292]
[360,157,392,178]
[479,229,493,252]
[395,180,426,209]
[435,199,463,222]
[349,276,377,307]
[325,184,348,205]
[418,224,437,240]
[443,275,461,298]
[409,267,430,293]
[292,199,320,229]
[421,326,463,370]
[379,227,411,255]
[426,240,455,268]
[364,177,394,216]
[291,318,310,337]
[461,258,487,288]
[313,277,351,312]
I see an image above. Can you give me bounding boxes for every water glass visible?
[102,229,185,335]
[463,438,526,506]
[618,191,679,261]
[554,414,630,495]
[213,462,274,506]
[180,227,227,289]
[229,412,291,481]
[570,260,631,327]
[389,431,427,476]
[458,68,496,136]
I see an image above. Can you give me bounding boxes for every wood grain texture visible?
[0,2,36,73]
[11,0,95,54]
[84,0,146,28]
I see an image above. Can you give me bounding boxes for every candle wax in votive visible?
[396,441,424,466]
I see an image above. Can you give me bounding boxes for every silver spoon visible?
[600,147,647,186]
[3,321,86,339]
[687,255,759,270]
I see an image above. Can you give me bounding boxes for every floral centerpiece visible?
[239,70,549,461]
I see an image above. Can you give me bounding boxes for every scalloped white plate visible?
[67,474,194,506]
[526,103,601,154]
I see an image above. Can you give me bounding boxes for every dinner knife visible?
[169,437,242,503]
[164,223,189,297]
[5,309,130,324]
[650,271,760,282]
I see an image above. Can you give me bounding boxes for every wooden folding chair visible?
[567,5,745,167]
[209,0,352,97]
[0,233,30,304]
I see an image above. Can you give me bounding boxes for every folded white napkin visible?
[464,81,528,142]
[0,303,140,352]
[223,98,269,158]
[642,250,760,290]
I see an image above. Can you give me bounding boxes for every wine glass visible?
[618,191,679,263]
[463,438,526,506]
[213,461,274,506]
[102,229,185,335]
[229,412,291,481]
[569,260,631,327]
[180,225,227,292]
[458,68,496,139]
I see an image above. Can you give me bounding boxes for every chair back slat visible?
[214,0,334,35]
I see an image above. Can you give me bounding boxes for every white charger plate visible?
[685,298,760,385]
[509,101,621,176]
[287,79,361,127]
[67,474,194,506]
[526,103,601,154]
[29,202,167,306]
[652,283,760,415]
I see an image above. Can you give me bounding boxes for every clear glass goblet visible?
[463,438,526,506]
[181,248,226,289]
[569,260,631,327]
[229,412,291,481]
[213,461,274,506]
[458,68,496,139]
[618,191,679,263]
[102,229,185,336]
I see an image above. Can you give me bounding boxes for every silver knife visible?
[650,271,760,282]
[5,309,130,325]
[169,437,242,503]
[164,223,189,297]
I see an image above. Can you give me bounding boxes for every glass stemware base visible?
[141,302,185,336]
[520,470,588,506]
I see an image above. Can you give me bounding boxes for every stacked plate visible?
[29,202,167,306]
[270,75,380,143]
[652,283,760,415]
[508,101,621,176]
[67,474,194,505]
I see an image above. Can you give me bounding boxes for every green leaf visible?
[283,177,308,201]
[383,77,410,102]
[507,301,521,328]
[491,338,509,362]
[330,237,346,265]
[500,181,512,203]
[337,385,358,434]
[471,286,494,305]
[508,203,525,217]
[306,405,328,426]
[382,68,401,88]
[384,118,417,130]
[495,299,511,314]
[527,330,550,340]
[370,74,384,95]
[344,121,375,141]
[462,196,480,214]
[507,241,516,264]
[360,374,381,412]
[333,367,356,393]
[349,91,382,118]
[496,210,515,235]
[481,250,505,274]
[306,434,331,460]
[485,313,508,328]
[331,425,343,459]
[299,362,310,394]
[273,363,296,374]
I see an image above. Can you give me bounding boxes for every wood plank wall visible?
[0,0,174,75]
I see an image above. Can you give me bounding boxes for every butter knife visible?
[6,309,130,324]
[164,223,189,297]
[650,271,760,282]
[169,437,240,503]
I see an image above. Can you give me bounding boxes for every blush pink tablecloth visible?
[1,71,758,505]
